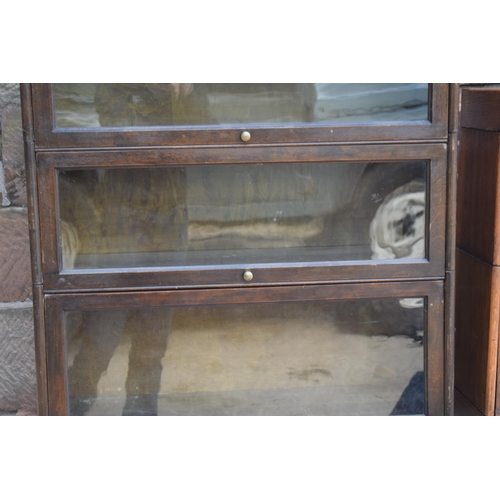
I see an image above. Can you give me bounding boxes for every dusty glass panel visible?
[66,298,425,416]
[53,84,429,128]
[58,162,427,270]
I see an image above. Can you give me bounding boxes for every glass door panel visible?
[66,297,425,416]
[53,84,429,129]
[58,161,427,270]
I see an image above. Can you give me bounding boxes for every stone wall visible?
[0,83,37,415]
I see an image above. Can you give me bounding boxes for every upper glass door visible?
[53,83,430,127]
[31,84,449,148]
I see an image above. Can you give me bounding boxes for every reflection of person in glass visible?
[68,308,172,416]
[63,85,197,415]
[63,165,187,415]
[63,167,186,415]
[94,83,208,126]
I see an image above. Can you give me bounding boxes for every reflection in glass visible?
[53,83,429,128]
[66,298,425,416]
[58,162,426,270]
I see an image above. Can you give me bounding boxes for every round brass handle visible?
[243,270,253,282]
[240,131,251,142]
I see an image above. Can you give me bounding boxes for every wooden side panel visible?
[497,333,500,415]
[444,270,455,415]
[461,88,500,132]
[456,129,500,264]
[446,83,459,272]
[426,287,446,415]
[20,84,43,286]
[487,265,500,414]
[444,85,459,415]
[455,249,499,415]
[44,300,67,416]
[32,285,48,415]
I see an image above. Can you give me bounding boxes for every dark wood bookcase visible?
[21,83,458,416]
[455,86,500,416]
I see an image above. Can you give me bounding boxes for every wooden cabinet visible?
[22,84,458,416]
[455,87,500,416]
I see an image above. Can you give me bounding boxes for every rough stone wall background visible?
[0,83,37,415]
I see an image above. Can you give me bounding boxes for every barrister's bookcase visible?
[22,83,458,415]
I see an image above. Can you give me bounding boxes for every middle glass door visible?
[38,143,447,290]
[58,161,427,269]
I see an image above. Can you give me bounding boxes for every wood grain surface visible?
[455,249,499,415]
[461,88,500,132]
[456,128,500,264]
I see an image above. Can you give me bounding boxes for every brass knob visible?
[243,270,253,282]
[240,131,251,142]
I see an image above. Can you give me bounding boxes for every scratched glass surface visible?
[53,83,429,128]
[66,298,425,416]
[58,162,427,270]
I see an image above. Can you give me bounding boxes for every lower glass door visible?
[51,291,436,416]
